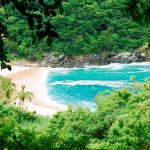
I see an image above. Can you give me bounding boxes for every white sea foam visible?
[48,67,82,71]
[86,62,150,70]
[50,80,129,88]
[48,67,71,75]
[128,62,150,66]
[85,63,126,70]
[138,68,150,72]
[48,62,150,73]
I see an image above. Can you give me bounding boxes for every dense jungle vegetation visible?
[1,0,150,149]
[0,76,150,149]
[1,0,150,61]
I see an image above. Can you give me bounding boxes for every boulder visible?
[58,54,65,62]
[120,52,131,63]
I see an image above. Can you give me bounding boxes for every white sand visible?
[0,66,30,76]
[0,66,67,116]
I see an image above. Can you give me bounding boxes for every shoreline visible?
[1,62,150,116]
[0,66,67,116]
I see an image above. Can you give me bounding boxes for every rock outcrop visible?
[40,49,150,68]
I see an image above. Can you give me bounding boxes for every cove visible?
[46,63,150,110]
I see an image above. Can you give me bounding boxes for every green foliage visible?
[0,104,48,150]
[45,108,98,150]
[1,0,149,61]
[125,0,150,25]
[15,85,34,108]
[50,0,150,55]
[0,76,16,104]
[0,0,63,69]
[107,100,150,149]
[1,75,150,149]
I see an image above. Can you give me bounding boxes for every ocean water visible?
[46,63,150,110]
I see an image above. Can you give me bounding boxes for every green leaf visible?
[47,37,52,46]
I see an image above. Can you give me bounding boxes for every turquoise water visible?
[46,63,150,110]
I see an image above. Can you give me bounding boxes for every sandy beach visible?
[0,66,67,116]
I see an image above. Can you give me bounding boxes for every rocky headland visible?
[39,49,150,68]
[10,48,150,68]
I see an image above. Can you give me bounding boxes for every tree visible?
[125,0,150,25]
[0,76,16,104]
[125,0,150,48]
[15,85,34,108]
[0,0,149,69]
[0,0,63,70]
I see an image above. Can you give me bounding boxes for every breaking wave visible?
[50,80,129,88]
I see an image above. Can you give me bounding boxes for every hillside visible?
[1,0,150,61]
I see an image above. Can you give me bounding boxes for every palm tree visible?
[16,85,34,109]
[0,76,16,104]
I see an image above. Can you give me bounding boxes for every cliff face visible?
[40,49,150,68]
